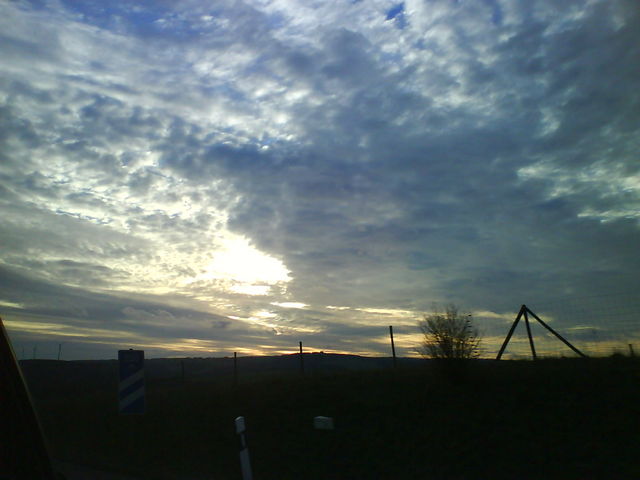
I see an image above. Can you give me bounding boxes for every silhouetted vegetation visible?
[417,305,481,359]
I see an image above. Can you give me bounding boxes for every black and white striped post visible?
[118,349,145,415]
[235,416,253,480]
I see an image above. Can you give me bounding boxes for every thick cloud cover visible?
[1,0,638,359]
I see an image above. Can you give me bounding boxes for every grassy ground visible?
[25,356,640,479]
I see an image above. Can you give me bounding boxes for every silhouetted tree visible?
[417,305,481,359]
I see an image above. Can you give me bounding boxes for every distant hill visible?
[20,353,428,394]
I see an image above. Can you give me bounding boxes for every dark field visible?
[21,355,640,479]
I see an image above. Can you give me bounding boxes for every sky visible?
[1,0,639,360]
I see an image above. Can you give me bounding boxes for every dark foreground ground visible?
[22,355,640,479]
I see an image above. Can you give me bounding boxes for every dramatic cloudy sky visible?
[1,0,639,360]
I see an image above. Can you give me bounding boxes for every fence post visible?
[389,326,397,368]
[234,352,238,388]
[299,341,304,376]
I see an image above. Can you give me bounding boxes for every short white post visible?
[313,416,335,430]
[235,416,253,480]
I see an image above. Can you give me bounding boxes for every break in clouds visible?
[1,0,639,359]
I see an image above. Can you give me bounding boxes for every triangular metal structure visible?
[496,305,587,360]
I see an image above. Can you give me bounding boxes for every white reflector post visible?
[313,416,335,430]
[235,416,253,480]
[235,415,246,434]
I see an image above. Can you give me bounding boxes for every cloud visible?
[0,0,638,358]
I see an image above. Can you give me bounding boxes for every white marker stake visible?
[235,416,253,480]
[314,416,335,430]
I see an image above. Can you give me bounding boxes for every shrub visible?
[417,305,481,359]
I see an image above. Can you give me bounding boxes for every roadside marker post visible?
[118,349,145,415]
[313,416,335,478]
[314,416,335,430]
[235,416,253,480]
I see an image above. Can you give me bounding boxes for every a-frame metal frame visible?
[496,305,587,360]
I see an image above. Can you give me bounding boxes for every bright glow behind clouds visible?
[186,235,291,295]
